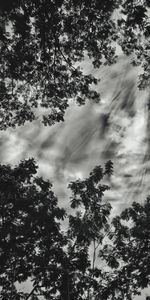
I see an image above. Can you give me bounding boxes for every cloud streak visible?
[0,56,149,213]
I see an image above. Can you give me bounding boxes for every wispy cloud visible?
[0,56,149,213]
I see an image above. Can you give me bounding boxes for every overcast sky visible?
[1,54,150,298]
[1,55,149,209]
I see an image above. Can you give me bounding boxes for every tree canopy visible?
[0,158,66,299]
[1,1,150,299]
[0,0,150,128]
[0,158,112,299]
[101,198,150,300]
[0,158,150,299]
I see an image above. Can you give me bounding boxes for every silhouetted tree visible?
[0,158,66,299]
[100,197,150,300]
[1,158,150,299]
[0,159,114,299]
[0,0,149,129]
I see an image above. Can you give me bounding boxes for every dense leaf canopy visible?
[0,0,150,128]
[0,159,66,299]
[1,0,150,299]
[101,198,150,300]
[0,158,150,299]
[0,159,113,299]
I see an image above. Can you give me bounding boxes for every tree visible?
[0,158,66,299]
[100,197,150,300]
[1,0,150,129]
[116,0,150,89]
[64,162,113,300]
[0,158,114,299]
[1,158,150,299]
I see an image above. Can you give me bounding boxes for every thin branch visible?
[67,271,70,300]
[58,48,76,71]
[95,239,102,251]
[11,78,14,97]
[92,240,96,270]
[25,285,38,300]
[53,44,56,84]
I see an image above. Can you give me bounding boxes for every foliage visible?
[117,0,150,89]
[0,158,150,299]
[1,0,150,299]
[0,159,113,299]
[0,0,117,129]
[100,197,150,300]
[0,158,66,299]
[66,163,112,299]
[1,0,150,128]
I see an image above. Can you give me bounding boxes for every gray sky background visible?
[1,55,149,208]
[1,55,150,299]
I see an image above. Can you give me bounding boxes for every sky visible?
[1,55,149,209]
[1,54,150,298]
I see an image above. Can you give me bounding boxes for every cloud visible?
[0,56,149,213]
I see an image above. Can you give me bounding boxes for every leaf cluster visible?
[0,159,113,299]
[0,0,119,129]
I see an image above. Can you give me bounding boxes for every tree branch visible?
[92,240,96,270]
[58,47,76,71]
[25,285,38,300]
